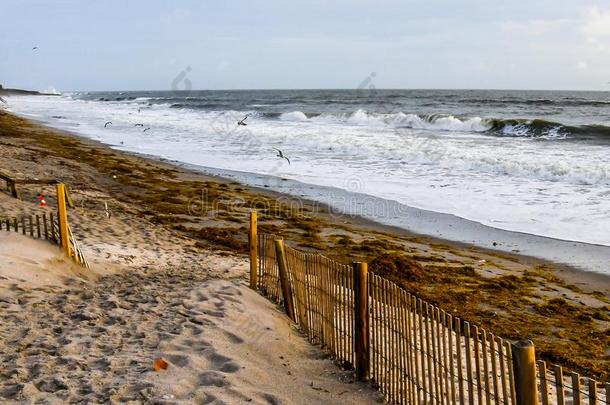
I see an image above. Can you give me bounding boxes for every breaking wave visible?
[276,109,610,141]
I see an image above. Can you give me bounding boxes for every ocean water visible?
[6,89,610,247]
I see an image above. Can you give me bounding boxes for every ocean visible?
[6,89,610,249]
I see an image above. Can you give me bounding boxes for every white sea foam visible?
[42,87,61,95]
[280,111,308,121]
[6,94,610,247]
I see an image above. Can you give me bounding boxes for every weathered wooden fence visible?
[249,212,608,405]
[0,212,59,243]
[1,183,90,268]
[1,211,90,268]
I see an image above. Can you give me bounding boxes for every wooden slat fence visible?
[1,212,59,244]
[1,211,89,268]
[254,230,608,405]
[536,361,609,405]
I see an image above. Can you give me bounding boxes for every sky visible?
[1,0,610,91]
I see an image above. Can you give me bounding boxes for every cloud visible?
[501,19,569,36]
[582,7,610,40]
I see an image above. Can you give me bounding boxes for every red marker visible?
[38,194,47,207]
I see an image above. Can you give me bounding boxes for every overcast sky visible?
[2,0,610,91]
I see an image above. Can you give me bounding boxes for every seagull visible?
[237,116,248,126]
[32,46,38,51]
[143,127,151,132]
[134,123,144,127]
[104,121,112,128]
[274,148,291,165]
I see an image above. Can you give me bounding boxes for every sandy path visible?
[0,232,380,404]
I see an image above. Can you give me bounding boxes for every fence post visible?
[249,210,258,290]
[353,261,370,381]
[512,340,539,405]
[56,183,71,258]
[274,239,296,322]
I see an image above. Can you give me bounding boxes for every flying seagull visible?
[134,123,144,127]
[32,46,38,50]
[274,148,291,165]
[104,121,112,128]
[143,127,151,132]
[237,116,248,126]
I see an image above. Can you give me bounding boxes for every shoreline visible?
[0,109,608,379]
[182,162,610,275]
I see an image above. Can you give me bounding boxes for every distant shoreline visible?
[0,87,59,96]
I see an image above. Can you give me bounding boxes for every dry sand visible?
[0,230,381,403]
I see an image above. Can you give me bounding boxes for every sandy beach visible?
[0,109,608,402]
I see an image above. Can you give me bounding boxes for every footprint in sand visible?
[165,354,190,367]
[207,352,240,373]
[198,371,228,387]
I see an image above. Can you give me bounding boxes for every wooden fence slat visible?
[425,303,434,403]
[402,291,413,405]
[412,295,422,405]
[491,334,501,405]
[447,314,459,404]
[50,212,56,242]
[433,307,445,405]
[431,307,440,405]
[384,278,389,400]
[572,372,582,405]
[457,319,465,405]
[465,322,475,405]
[389,280,396,402]
[499,337,510,405]
[538,361,550,405]
[554,365,566,405]
[588,379,596,405]
[442,310,450,405]
[481,329,491,405]
[504,341,517,405]
[474,325,483,405]
[419,299,428,403]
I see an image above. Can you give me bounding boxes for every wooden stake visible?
[274,239,295,322]
[572,372,582,405]
[554,365,565,405]
[249,211,258,289]
[538,361,549,405]
[353,261,369,381]
[56,183,71,257]
[36,215,41,238]
[511,340,539,405]
[588,379,597,405]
